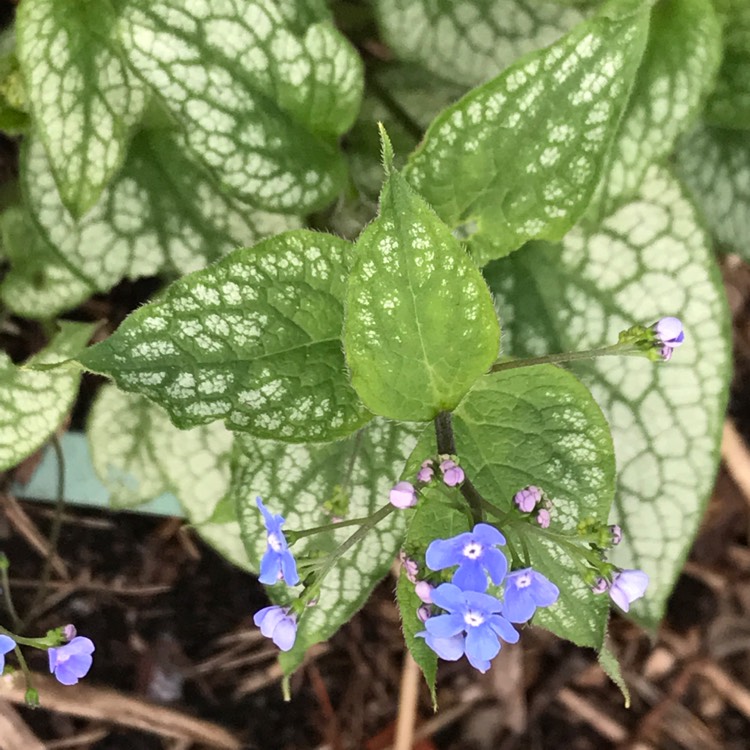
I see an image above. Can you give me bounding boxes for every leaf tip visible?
[377,122,395,176]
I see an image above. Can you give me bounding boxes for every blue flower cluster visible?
[414,523,559,673]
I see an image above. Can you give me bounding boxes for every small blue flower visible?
[253,605,297,651]
[425,523,507,592]
[0,634,15,673]
[417,583,519,672]
[609,569,649,612]
[48,636,95,685]
[502,568,560,623]
[257,497,299,586]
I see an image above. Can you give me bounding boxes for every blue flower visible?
[502,568,560,623]
[257,497,299,586]
[253,605,297,651]
[417,583,519,672]
[48,636,95,685]
[609,569,649,612]
[425,523,507,592]
[0,634,15,673]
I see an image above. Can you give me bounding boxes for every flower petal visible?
[65,636,95,656]
[0,635,15,656]
[529,572,560,607]
[462,589,504,614]
[471,523,505,547]
[609,584,631,612]
[280,550,300,586]
[487,615,519,644]
[425,536,466,572]
[272,618,297,651]
[259,550,282,584]
[430,583,466,613]
[502,586,536,623]
[417,632,465,661]
[484,547,508,585]
[465,625,500,671]
[452,560,488,592]
[424,613,465,638]
[256,606,286,637]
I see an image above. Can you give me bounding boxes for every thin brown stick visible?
[0,698,45,750]
[393,652,420,750]
[0,673,241,749]
[721,420,750,508]
[556,688,627,743]
[45,727,110,749]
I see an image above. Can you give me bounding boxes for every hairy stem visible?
[490,344,640,373]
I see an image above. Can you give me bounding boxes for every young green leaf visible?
[0,206,94,320]
[231,420,422,673]
[88,385,251,568]
[705,0,750,129]
[486,166,731,626]
[676,124,750,259]
[344,163,500,421]
[16,0,148,217]
[375,0,585,87]
[0,322,94,471]
[452,367,616,648]
[79,230,371,443]
[594,0,721,213]
[404,0,651,264]
[118,0,363,213]
[24,132,300,292]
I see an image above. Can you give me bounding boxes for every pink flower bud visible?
[415,581,434,604]
[514,485,542,513]
[390,481,418,509]
[536,508,551,528]
[439,460,465,487]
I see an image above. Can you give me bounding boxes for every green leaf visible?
[594,0,721,213]
[486,166,731,626]
[375,0,586,87]
[88,385,172,508]
[599,639,631,706]
[344,164,500,421]
[16,0,149,217]
[404,0,651,264]
[675,123,750,257]
[0,29,30,135]
[88,385,251,567]
[231,419,421,673]
[118,0,363,213]
[0,206,94,320]
[452,367,616,648]
[705,0,750,129]
[0,322,94,471]
[79,230,371,443]
[24,132,300,292]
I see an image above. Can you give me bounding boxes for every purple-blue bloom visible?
[609,569,649,612]
[417,583,519,672]
[254,605,297,651]
[502,568,560,623]
[426,523,508,592]
[257,497,299,586]
[48,636,95,685]
[655,317,685,348]
[0,634,15,673]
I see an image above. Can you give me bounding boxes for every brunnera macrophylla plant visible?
[0,0,737,703]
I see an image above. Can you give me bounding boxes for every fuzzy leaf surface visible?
[0,322,94,471]
[79,230,370,443]
[375,0,585,87]
[0,206,94,319]
[344,168,500,421]
[487,166,731,625]
[17,0,148,216]
[24,133,300,293]
[232,420,421,673]
[595,0,721,213]
[676,124,750,259]
[118,0,363,212]
[405,0,651,264]
[705,0,750,129]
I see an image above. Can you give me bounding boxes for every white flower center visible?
[462,541,483,560]
[268,532,283,552]
[463,610,485,627]
[515,573,532,589]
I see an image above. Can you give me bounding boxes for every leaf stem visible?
[0,557,20,630]
[490,344,640,373]
[434,411,484,525]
